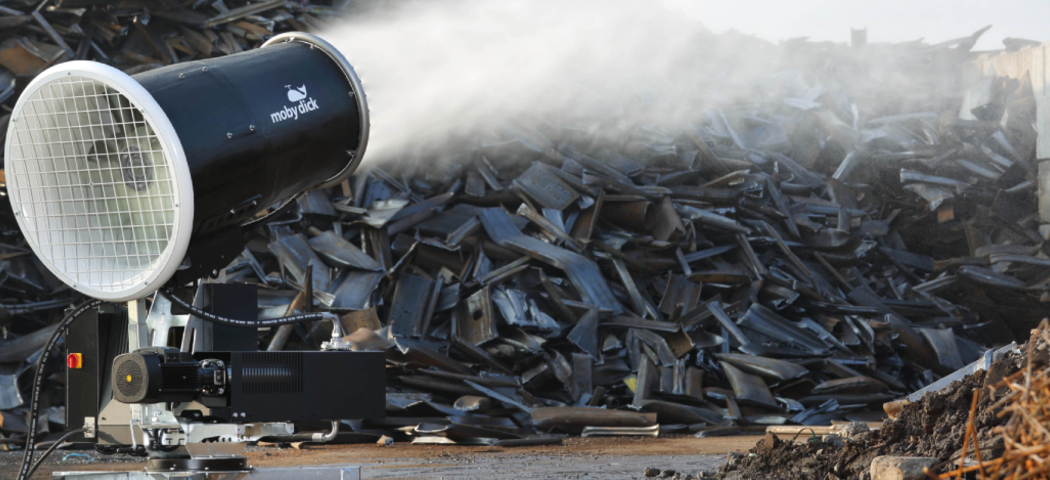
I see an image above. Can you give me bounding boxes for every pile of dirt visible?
[717,433,847,480]
[878,370,1008,461]
[715,349,1026,480]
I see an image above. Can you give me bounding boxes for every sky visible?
[662,0,1049,51]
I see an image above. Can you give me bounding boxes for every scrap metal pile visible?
[244,27,1045,442]
[0,0,347,84]
[0,0,1047,449]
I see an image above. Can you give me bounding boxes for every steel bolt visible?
[227,132,233,139]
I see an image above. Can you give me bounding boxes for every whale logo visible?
[285,85,307,102]
[271,84,320,124]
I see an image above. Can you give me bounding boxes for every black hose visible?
[158,288,333,328]
[17,299,104,480]
[257,421,339,444]
[117,446,148,456]
[93,445,118,455]
[25,427,86,479]
[257,433,318,443]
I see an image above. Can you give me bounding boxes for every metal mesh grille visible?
[116,359,143,398]
[7,76,178,293]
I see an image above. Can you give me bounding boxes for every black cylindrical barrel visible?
[132,40,364,238]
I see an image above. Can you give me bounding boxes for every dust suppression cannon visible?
[6,32,370,301]
[8,33,384,480]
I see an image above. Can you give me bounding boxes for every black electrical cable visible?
[93,445,118,455]
[94,443,146,457]
[158,288,334,327]
[25,427,86,479]
[115,445,148,456]
[17,298,104,480]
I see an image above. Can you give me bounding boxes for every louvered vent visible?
[240,352,303,394]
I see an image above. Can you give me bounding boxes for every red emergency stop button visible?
[67,353,82,369]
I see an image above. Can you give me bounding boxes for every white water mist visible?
[319,0,772,164]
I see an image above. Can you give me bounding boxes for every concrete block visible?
[870,456,938,480]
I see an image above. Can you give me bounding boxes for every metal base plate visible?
[50,465,361,480]
[147,456,249,472]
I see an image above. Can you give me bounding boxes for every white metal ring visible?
[5,61,194,302]
[263,32,370,190]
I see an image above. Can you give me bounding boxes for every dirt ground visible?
[2,435,760,479]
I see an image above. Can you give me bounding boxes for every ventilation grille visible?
[240,352,302,394]
[115,358,142,398]
[6,75,178,294]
